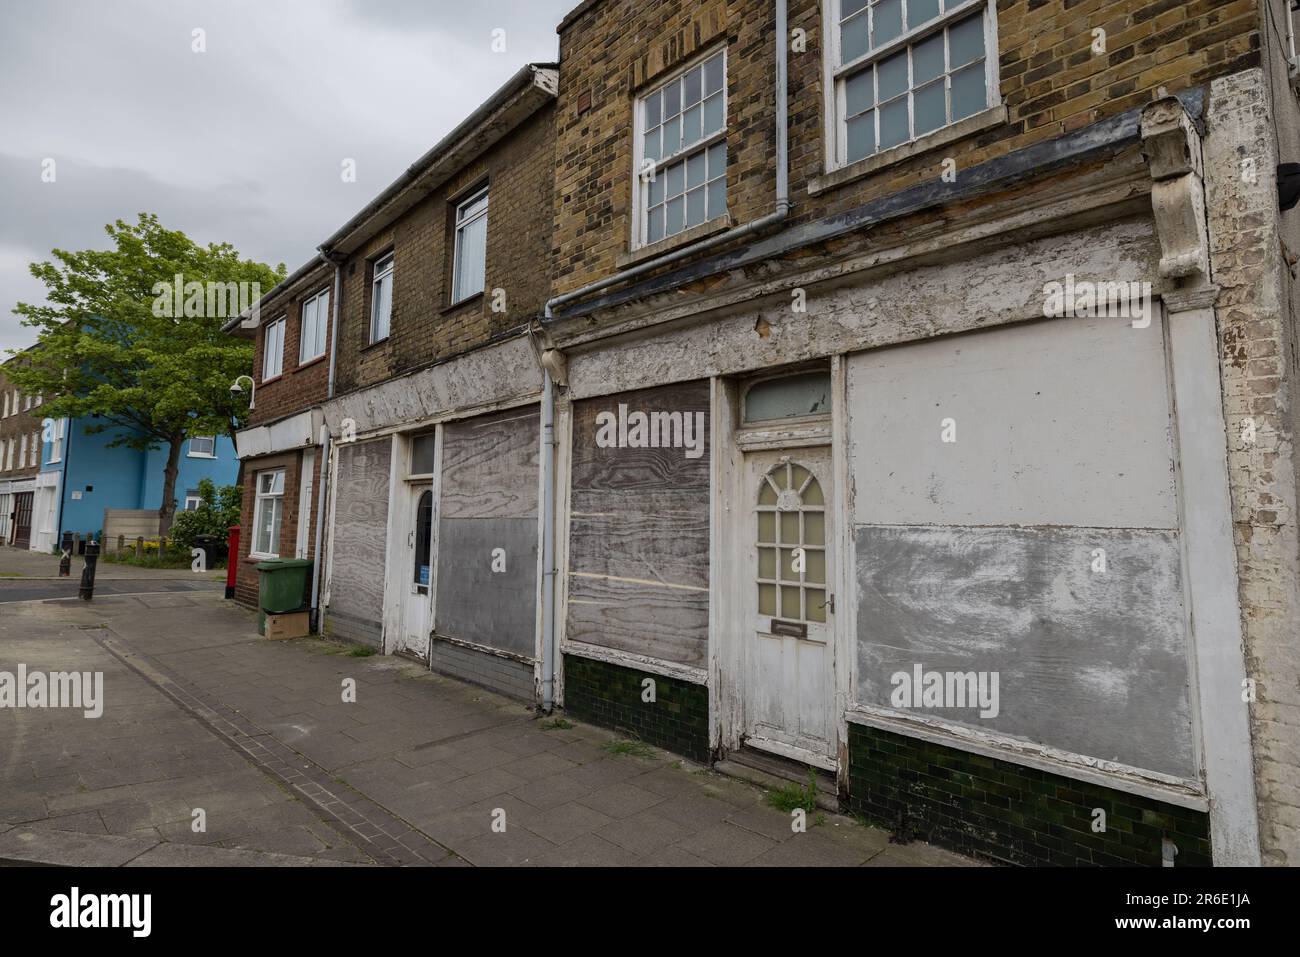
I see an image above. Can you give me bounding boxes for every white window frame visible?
[28,432,37,467]
[370,254,394,344]
[823,0,1000,171]
[187,435,216,458]
[18,433,27,467]
[23,394,30,411]
[299,287,330,364]
[49,418,66,464]
[184,489,203,511]
[1,392,8,417]
[631,46,729,251]
[1,439,8,470]
[251,468,286,559]
[262,315,286,381]
[451,186,490,304]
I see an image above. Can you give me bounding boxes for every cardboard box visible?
[265,610,310,640]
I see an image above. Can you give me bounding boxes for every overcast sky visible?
[0,0,575,355]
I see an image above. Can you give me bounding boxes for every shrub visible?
[169,479,242,553]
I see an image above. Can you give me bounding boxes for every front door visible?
[12,491,33,550]
[399,483,433,658]
[742,447,835,766]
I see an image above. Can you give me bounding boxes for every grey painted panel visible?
[429,639,535,701]
[855,524,1194,777]
[847,312,1178,528]
[566,381,711,666]
[435,517,537,658]
[440,406,540,520]
[329,439,391,626]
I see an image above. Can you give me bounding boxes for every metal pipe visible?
[310,430,331,634]
[540,368,557,712]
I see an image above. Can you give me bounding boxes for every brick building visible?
[227,0,1300,867]
[0,355,44,548]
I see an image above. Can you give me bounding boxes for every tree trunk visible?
[158,433,184,535]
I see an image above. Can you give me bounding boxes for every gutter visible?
[536,0,791,709]
[310,255,344,635]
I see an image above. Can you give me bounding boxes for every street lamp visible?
[229,374,256,410]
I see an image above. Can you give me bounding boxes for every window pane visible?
[878,50,908,101]
[666,196,685,235]
[648,172,665,205]
[873,0,903,48]
[758,582,776,616]
[805,509,826,544]
[666,160,685,198]
[847,111,875,162]
[758,546,776,579]
[914,80,945,134]
[663,80,681,118]
[846,69,874,117]
[841,10,870,63]
[951,62,986,120]
[806,589,827,622]
[317,292,330,355]
[271,470,285,494]
[411,433,436,474]
[662,116,680,156]
[780,548,797,581]
[648,205,665,243]
[707,179,726,220]
[842,0,870,17]
[684,65,702,106]
[707,140,726,176]
[686,186,706,227]
[643,125,661,163]
[687,151,706,189]
[949,14,985,67]
[682,104,702,145]
[645,90,661,128]
[879,98,909,148]
[909,0,940,27]
[745,371,833,421]
[758,511,776,542]
[780,585,801,619]
[806,548,826,583]
[704,54,723,96]
[454,212,488,301]
[780,511,799,544]
[701,92,724,135]
[758,479,778,506]
[913,32,945,84]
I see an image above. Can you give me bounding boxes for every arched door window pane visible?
[756,460,827,622]
[413,490,433,591]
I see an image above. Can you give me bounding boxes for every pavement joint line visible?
[86,626,466,867]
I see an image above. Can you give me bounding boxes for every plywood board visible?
[434,517,538,658]
[440,406,539,520]
[328,439,391,625]
[854,524,1194,778]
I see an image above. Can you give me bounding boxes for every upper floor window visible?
[49,418,66,464]
[188,435,216,458]
[23,394,31,411]
[635,49,727,248]
[2,438,10,471]
[263,315,286,381]
[184,488,203,511]
[370,253,394,343]
[830,0,996,166]
[18,433,27,466]
[1,392,8,417]
[452,187,489,304]
[299,287,330,364]
[28,432,37,467]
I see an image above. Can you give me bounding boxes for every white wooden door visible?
[399,483,433,658]
[742,447,835,766]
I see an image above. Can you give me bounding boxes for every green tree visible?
[7,214,283,533]
[168,478,242,553]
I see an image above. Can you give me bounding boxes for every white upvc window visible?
[28,432,37,467]
[1,439,8,470]
[252,468,286,558]
[11,390,18,414]
[188,435,216,458]
[633,48,728,249]
[33,394,41,407]
[49,418,66,464]
[23,394,30,411]
[184,489,203,511]
[828,0,999,168]
[1,392,8,417]
[299,287,330,364]
[18,433,27,466]
[370,254,394,343]
[262,315,286,381]
[452,187,489,304]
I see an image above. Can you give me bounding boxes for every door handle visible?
[821,594,835,614]
[408,531,414,548]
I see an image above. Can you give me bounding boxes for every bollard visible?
[224,525,240,600]
[117,534,125,554]
[79,539,99,601]
[58,531,72,577]
[135,536,144,559]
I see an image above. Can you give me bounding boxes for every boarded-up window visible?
[328,439,391,643]
[434,406,540,658]
[567,380,710,668]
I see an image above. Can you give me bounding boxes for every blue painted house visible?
[28,415,237,551]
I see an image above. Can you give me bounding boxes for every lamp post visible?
[229,375,256,410]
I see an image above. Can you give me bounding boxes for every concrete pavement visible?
[0,591,978,866]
